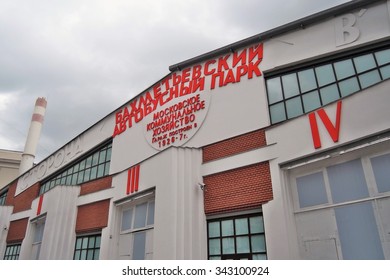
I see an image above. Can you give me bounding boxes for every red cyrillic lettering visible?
[217,54,230,72]
[172,73,181,85]
[182,68,191,83]
[223,69,236,86]
[192,65,202,80]
[205,60,216,75]
[248,44,263,63]
[192,77,205,93]
[248,61,262,79]
[232,48,247,67]
[210,72,224,89]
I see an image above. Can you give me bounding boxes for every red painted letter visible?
[309,101,342,149]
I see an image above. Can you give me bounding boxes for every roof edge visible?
[169,0,384,72]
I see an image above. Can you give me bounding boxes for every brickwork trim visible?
[6,218,29,243]
[203,129,267,163]
[75,199,110,234]
[204,162,273,215]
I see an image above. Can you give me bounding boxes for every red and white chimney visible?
[19,97,47,175]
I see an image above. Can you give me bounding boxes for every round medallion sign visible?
[143,92,211,150]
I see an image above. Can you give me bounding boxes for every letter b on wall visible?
[335,13,360,46]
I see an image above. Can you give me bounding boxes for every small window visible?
[296,172,328,208]
[3,244,21,260]
[31,218,46,260]
[73,234,101,260]
[208,213,266,260]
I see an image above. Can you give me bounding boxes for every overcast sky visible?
[0,0,350,162]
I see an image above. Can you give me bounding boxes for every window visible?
[0,189,7,206]
[291,151,390,259]
[266,46,390,124]
[40,142,112,195]
[31,217,46,259]
[3,244,21,260]
[207,213,266,260]
[73,234,101,260]
[119,198,155,260]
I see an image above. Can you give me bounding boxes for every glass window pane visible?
[80,250,87,260]
[380,65,390,80]
[267,77,283,104]
[209,256,221,260]
[99,150,107,164]
[94,249,100,260]
[147,201,155,226]
[286,96,303,119]
[75,238,82,250]
[281,73,299,98]
[315,64,336,87]
[236,236,250,253]
[327,159,369,204]
[253,254,267,260]
[66,175,72,185]
[354,54,376,73]
[92,153,99,166]
[298,69,317,93]
[77,170,84,184]
[82,237,88,249]
[134,203,147,229]
[208,222,220,238]
[71,174,78,185]
[339,77,360,97]
[133,232,146,260]
[359,70,381,89]
[302,90,321,112]
[334,59,355,80]
[97,164,105,177]
[270,103,286,124]
[250,216,264,234]
[79,160,86,170]
[84,168,91,182]
[209,239,221,255]
[73,163,80,173]
[320,84,340,105]
[121,208,133,231]
[104,162,110,176]
[74,250,80,260]
[235,218,248,235]
[106,147,112,161]
[371,153,390,193]
[335,202,384,259]
[60,176,66,185]
[88,237,95,248]
[296,172,328,208]
[222,238,235,254]
[375,49,390,65]
[221,220,234,236]
[90,166,98,180]
[95,236,101,248]
[85,156,92,168]
[251,235,266,253]
[87,250,94,260]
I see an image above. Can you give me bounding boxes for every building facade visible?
[0,150,22,190]
[1,0,390,260]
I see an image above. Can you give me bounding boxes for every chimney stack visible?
[19,97,47,175]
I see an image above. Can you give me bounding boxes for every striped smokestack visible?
[19,97,47,175]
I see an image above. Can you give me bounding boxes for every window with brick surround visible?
[3,244,21,260]
[40,141,112,195]
[207,212,266,260]
[73,233,101,260]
